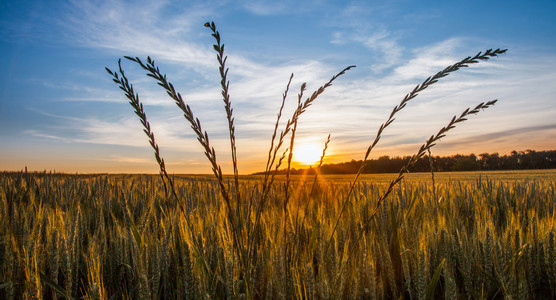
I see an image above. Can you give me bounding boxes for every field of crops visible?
[1,170,555,299]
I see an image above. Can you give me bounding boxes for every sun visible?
[293,143,323,165]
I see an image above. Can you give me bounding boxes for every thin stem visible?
[263,73,294,188]
[331,99,498,296]
[324,48,507,256]
[284,83,306,223]
[106,61,210,276]
[120,55,247,285]
[205,21,241,220]
[428,148,437,202]
[248,65,355,263]
[282,83,306,275]
[250,73,293,241]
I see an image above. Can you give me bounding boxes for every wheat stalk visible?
[263,73,294,188]
[325,48,507,257]
[246,73,294,246]
[247,66,354,269]
[285,83,306,207]
[330,99,498,296]
[261,65,354,197]
[105,61,213,279]
[281,83,307,267]
[204,22,242,215]
[365,99,497,239]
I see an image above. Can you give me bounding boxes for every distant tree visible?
[451,154,480,171]
[254,149,556,175]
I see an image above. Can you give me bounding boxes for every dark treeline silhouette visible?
[257,150,556,175]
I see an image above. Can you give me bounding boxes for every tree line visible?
[259,149,556,175]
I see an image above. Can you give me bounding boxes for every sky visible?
[1,0,555,174]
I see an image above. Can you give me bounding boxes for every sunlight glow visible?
[293,143,323,165]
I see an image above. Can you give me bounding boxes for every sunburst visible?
[293,143,322,165]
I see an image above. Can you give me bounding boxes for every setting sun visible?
[293,143,323,165]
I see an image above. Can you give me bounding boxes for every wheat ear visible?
[263,73,294,186]
[106,60,211,277]
[325,48,507,256]
[122,55,251,286]
[283,83,307,245]
[331,100,498,294]
[205,22,242,213]
[124,56,231,205]
[249,66,355,260]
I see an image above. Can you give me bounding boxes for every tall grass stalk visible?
[325,48,507,257]
[106,60,212,278]
[205,22,241,218]
[257,73,293,227]
[331,100,498,296]
[247,65,355,270]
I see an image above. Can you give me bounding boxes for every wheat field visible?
[3,22,552,299]
[1,170,555,299]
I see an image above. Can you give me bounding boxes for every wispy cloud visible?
[332,28,404,73]
[100,155,153,164]
[326,2,406,74]
[449,124,556,146]
[58,0,336,107]
[63,0,216,73]
[391,38,462,81]
[240,0,325,15]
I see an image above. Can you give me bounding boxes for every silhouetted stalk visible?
[119,55,248,288]
[258,74,292,205]
[324,48,507,256]
[331,99,498,297]
[281,83,306,277]
[262,83,307,204]
[205,22,242,224]
[247,73,293,243]
[203,24,250,290]
[105,61,211,276]
[248,66,354,261]
[284,84,306,228]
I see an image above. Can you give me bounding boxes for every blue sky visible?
[1,0,555,174]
